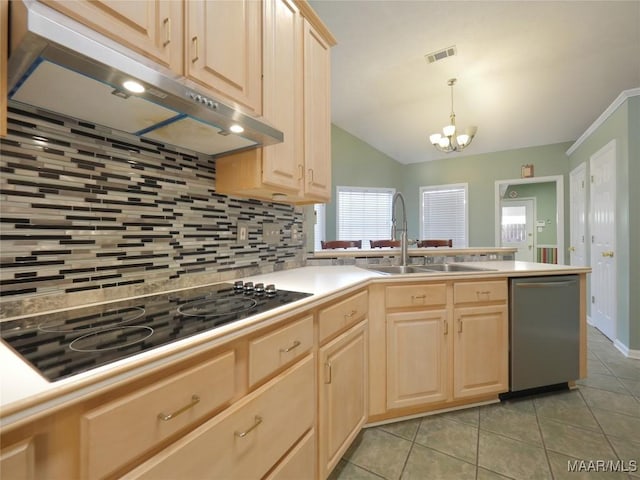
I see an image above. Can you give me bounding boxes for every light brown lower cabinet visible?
[318,320,368,479]
[122,355,315,479]
[371,279,509,419]
[453,304,509,398]
[386,309,449,409]
[265,429,316,480]
[0,438,34,480]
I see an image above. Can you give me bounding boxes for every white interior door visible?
[569,163,587,267]
[589,140,617,341]
[501,199,535,262]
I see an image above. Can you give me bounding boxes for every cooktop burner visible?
[0,282,311,382]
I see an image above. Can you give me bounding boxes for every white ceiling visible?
[309,0,640,164]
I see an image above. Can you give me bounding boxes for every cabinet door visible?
[0,439,34,480]
[185,0,262,114]
[261,0,304,192]
[387,310,449,409]
[453,305,508,398]
[41,0,182,72]
[318,321,367,479]
[302,18,331,201]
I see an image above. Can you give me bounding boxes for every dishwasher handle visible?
[515,280,577,288]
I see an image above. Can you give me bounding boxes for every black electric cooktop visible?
[0,282,311,382]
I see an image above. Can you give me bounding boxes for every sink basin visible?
[361,265,436,275]
[421,263,496,272]
[361,263,496,275]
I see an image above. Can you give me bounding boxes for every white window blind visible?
[337,186,395,245]
[420,184,468,248]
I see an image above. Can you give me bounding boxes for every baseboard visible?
[587,316,640,359]
[614,339,640,359]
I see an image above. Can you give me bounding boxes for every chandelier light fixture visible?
[429,78,477,153]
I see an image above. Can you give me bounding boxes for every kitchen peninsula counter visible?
[1,261,589,429]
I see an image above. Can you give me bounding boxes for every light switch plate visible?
[263,222,281,244]
[237,221,249,244]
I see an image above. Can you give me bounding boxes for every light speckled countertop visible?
[0,262,590,428]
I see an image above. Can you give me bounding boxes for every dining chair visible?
[369,240,401,248]
[417,239,453,248]
[321,240,362,249]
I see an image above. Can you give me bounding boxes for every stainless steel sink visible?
[360,265,436,275]
[361,263,496,275]
[421,263,496,272]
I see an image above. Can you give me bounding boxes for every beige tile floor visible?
[330,326,640,480]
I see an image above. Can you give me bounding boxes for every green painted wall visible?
[324,133,571,247]
[567,95,638,351]
[504,182,557,245]
[401,143,572,246]
[324,124,404,240]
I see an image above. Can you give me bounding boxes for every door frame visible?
[494,175,565,264]
[589,139,617,341]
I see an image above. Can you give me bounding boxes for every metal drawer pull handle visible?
[157,394,200,421]
[344,309,357,319]
[163,17,171,46]
[412,294,426,301]
[235,416,263,438]
[280,340,301,353]
[444,320,448,335]
[325,362,332,384]
[476,290,491,296]
[192,36,199,63]
[457,319,463,333]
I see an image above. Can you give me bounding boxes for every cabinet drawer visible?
[264,429,316,480]
[386,283,447,309]
[123,356,314,480]
[249,315,313,387]
[318,290,368,343]
[82,350,236,479]
[454,280,507,304]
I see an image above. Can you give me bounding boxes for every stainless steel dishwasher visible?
[509,275,580,393]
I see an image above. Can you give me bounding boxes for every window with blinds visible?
[420,184,468,247]
[336,186,395,245]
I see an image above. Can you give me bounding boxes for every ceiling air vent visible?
[425,45,457,64]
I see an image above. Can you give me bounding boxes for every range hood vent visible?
[7,1,283,157]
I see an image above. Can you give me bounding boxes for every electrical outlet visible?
[237,221,249,244]
[263,222,281,244]
[291,225,299,242]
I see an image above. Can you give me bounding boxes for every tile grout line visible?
[531,397,556,479]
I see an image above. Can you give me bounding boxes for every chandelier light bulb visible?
[428,78,477,153]
[429,133,442,145]
[443,124,456,137]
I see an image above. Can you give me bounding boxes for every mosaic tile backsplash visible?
[0,105,305,318]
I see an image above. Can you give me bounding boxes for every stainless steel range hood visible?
[7,1,283,156]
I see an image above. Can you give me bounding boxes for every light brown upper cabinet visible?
[300,16,332,202]
[216,0,335,204]
[41,0,183,73]
[216,0,304,200]
[185,0,262,115]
